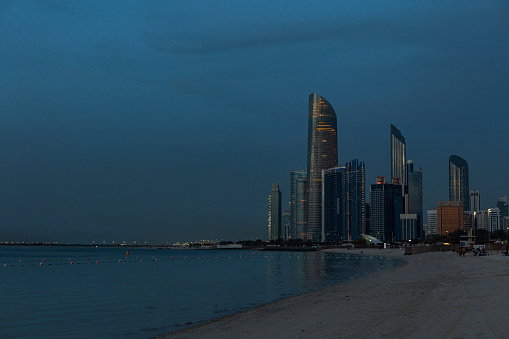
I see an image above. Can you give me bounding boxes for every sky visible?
[0,0,508,244]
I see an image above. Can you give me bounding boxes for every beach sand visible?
[159,248,509,338]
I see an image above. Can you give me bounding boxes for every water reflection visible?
[0,247,401,338]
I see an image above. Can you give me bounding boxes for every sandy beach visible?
[159,248,509,338]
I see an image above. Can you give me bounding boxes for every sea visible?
[0,246,403,338]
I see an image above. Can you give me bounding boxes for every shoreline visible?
[156,248,509,338]
[155,248,405,338]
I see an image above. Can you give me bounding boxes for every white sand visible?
[159,248,509,338]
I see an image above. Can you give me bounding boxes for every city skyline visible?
[1,1,508,244]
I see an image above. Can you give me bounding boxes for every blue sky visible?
[1,1,508,243]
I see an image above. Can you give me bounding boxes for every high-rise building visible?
[321,160,365,243]
[267,183,282,241]
[476,210,489,230]
[497,196,508,221]
[282,210,290,240]
[322,166,345,243]
[406,160,423,237]
[390,124,406,191]
[365,203,371,235]
[426,209,438,235]
[488,207,501,232]
[289,169,307,239]
[503,216,509,232]
[306,93,338,242]
[449,155,470,211]
[397,214,419,241]
[369,176,402,242]
[463,211,473,231]
[343,159,366,240]
[470,190,480,212]
[437,201,463,235]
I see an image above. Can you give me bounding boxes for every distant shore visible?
[158,247,509,338]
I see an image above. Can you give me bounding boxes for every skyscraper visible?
[449,155,470,211]
[488,207,501,232]
[370,176,402,242]
[306,93,338,242]
[282,210,290,240]
[470,190,480,212]
[322,160,366,243]
[343,159,366,241]
[497,196,508,221]
[322,166,345,243]
[289,169,307,239]
[390,124,406,191]
[406,160,423,237]
[267,183,281,241]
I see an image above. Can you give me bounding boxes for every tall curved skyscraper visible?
[390,124,406,188]
[306,93,338,241]
[449,155,469,211]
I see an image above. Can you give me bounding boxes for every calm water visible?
[0,246,402,338]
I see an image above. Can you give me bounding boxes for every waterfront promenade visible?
[160,248,509,338]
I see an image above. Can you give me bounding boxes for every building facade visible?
[397,214,419,241]
[470,190,480,212]
[322,166,345,243]
[406,160,423,237]
[463,211,473,231]
[426,209,438,235]
[497,196,508,221]
[475,210,489,231]
[322,160,366,243]
[343,159,366,241]
[488,207,501,232]
[449,155,470,212]
[267,183,282,241]
[289,169,307,239]
[390,124,406,190]
[437,201,463,235]
[369,177,402,242]
[306,93,338,242]
[282,210,290,240]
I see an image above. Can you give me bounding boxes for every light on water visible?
[0,246,402,338]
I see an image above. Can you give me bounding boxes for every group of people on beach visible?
[457,247,489,256]
[471,247,488,256]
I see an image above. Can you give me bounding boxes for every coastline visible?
[156,248,509,338]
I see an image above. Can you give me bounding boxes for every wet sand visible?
[158,248,509,338]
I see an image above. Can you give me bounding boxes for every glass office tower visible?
[390,124,406,190]
[370,177,402,242]
[306,93,338,242]
[322,166,345,243]
[343,159,366,241]
[290,169,307,239]
[449,155,469,212]
[267,183,282,241]
[322,160,366,243]
[407,160,423,237]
